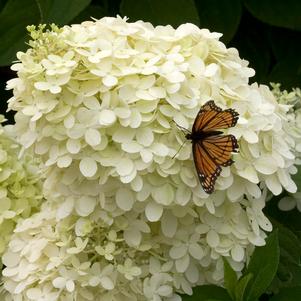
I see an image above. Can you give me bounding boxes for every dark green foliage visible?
[195,0,242,44]
[244,0,301,31]
[269,287,301,301]
[223,258,238,300]
[120,0,200,27]
[36,0,92,25]
[292,168,301,192]
[224,257,254,301]
[0,0,41,66]
[229,11,271,84]
[243,231,280,301]
[182,285,232,301]
[0,0,91,66]
[268,221,301,292]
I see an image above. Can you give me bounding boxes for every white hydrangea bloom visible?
[271,84,301,211]
[278,192,301,211]
[2,17,299,300]
[0,116,42,258]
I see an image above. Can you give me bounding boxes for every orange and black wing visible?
[192,134,238,194]
[192,141,222,194]
[202,134,238,167]
[192,100,239,133]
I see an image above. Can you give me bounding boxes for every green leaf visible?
[268,220,301,292]
[271,261,301,292]
[0,0,8,11]
[244,0,301,31]
[71,4,107,24]
[268,56,301,90]
[0,66,14,121]
[229,13,270,84]
[223,258,238,300]
[244,231,280,301]
[277,221,301,266]
[0,0,42,66]
[265,196,301,232]
[182,285,232,301]
[0,0,91,66]
[292,166,301,192]
[36,0,91,25]
[268,27,301,61]
[120,0,200,27]
[266,27,301,88]
[235,274,253,301]
[269,286,301,301]
[195,0,242,43]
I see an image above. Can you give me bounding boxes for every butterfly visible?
[185,100,239,194]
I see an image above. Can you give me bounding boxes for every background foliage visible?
[0,0,301,300]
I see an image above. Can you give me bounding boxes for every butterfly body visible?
[186,130,223,142]
[186,100,239,194]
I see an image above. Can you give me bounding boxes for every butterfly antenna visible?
[171,120,191,135]
[172,140,187,159]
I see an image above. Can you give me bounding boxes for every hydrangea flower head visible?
[2,17,299,300]
[0,116,42,259]
[271,84,301,212]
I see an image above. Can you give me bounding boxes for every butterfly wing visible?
[202,134,239,167]
[192,134,238,194]
[192,100,239,133]
[190,100,239,194]
[192,141,222,194]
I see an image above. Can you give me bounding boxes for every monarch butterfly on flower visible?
[185,100,239,194]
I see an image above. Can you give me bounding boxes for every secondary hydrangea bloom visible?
[2,17,298,300]
[0,115,42,259]
[271,84,301,211]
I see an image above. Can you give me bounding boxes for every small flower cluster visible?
[271,83,301,212]
[1,17,299,300]
[0,116,42,260]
